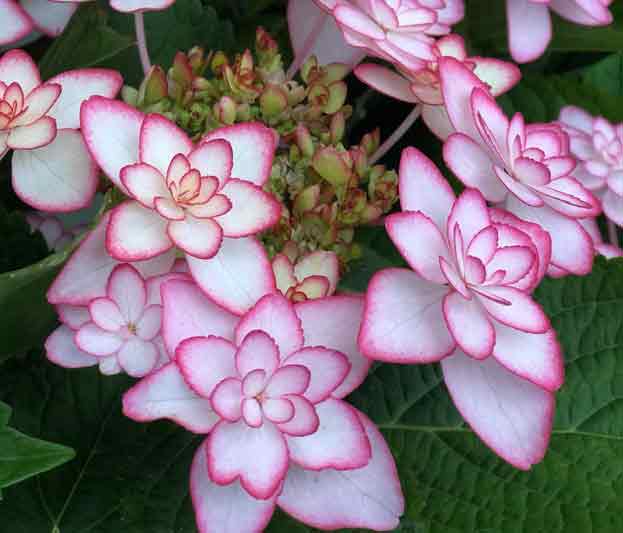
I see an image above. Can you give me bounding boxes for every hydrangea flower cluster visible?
[1,1,620,532]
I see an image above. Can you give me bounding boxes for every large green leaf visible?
[576,52,623,99]
[0,401,74,497]
[2,258,623,531]
[0,248,70,360]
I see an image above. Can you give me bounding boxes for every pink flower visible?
[80,97,281,314]
[506,0,614,63]
[272,250,339,301]
[317,0,464,71]
[354,33,520,139]
[359,147,563,469]
[440,57,600,276]
[0,0,77,45]
[45,211,185,375]
[559,106,623,227]
[26,212,84,251]
[0,50,122,211]
[123,279,400,532]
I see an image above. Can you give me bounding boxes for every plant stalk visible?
[370,105,422,165]
[134,12,151,76]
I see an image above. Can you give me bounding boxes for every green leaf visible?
[498,75,623,124]
[38,5,135,80]
[0,248,70,360]
[0,401,74,493]
[576,52,623,99]
[346,257,623,532]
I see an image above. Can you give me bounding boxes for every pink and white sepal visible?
[80,97,281,314]
[439,57,601,276]
[359,147,564,469]
[0,49,123,212]
[123,282,401,532]
[354,34,521,140]
[272,249,339,301]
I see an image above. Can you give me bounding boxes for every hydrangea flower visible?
[25,212,84,251]
[0,0,77,45]
[506,0,614,63]
[80,97,281,315]
[272,250,339,301]
[123,278,401,532]
[54,0,175,13]
[558,106,623,227]
[355,34,520,139]
[439,57,601,276]
[359,147,563,469]
[45,212,181,375]
[0,49,122,211]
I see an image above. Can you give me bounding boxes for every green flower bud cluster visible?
[122,28,399,271]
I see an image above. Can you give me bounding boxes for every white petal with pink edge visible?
[107,264,147,322]
[286,398,371,471]
[235,293,303,360]
[139,113,192,175]
[188,139,233,188]
[354,64,418,103]
[75,323,122,356]
[0,1,32,45]
[21,0,77,37]
[472,57,521,96]
[0,49,41,94]
[161,279,238,356]
[278,409,404,531]
[190,440,277,533]
[398,147,455,229]
[493,323,564,391]
[168,216,223,259]
[107,201,172,261]
[207,419,288,500]
[117,338,159,377]
[202,123,276,187]
[359,268,455,363]
[176,336,237,398]
[295,295,371,399]
[506,0,552,63]
[47,213,175,306]
[293,251,339,293]
[122,362,218,433]
[235,330,280,378]
[109,0,176,13]
[386,211,448,284]
[7,117,56,150]
[120,163,168,208]
[441,348,554,470]
[47,68,123,129]
[217,179,281,237]
[188,237,276,316]
[80,96,143,191]
[45,325,98,369]
[443,292,495,360]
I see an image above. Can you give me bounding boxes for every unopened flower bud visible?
[294,184,321,215]
[121,86,138,106]
[138,65,168,106]
[295,124,314,158]
[214,96,237,125]
[312,147,351,188]
[260,85,288,118]
[330,112,345,144]
[361,128,380,156]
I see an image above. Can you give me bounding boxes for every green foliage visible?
[0,205,49,275]
[576,52,623,99]
[0,401,74,499]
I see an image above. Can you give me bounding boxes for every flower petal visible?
[506,0,552,63]
[45,325,98,369]
[235,330,280,378]
[478,286,550,333]
[11,129,98,212]
[89,297,124,332]
[0,49,40,94]
[117,337,159,377]
[235,293,303,360]
[443,291,495,359]
[359,268,454,363]
[187,237,276,316]
[277,409,404,531]
[47,68,123,128]
[207,419,289,500]
[21,0,76,37]
[265,365,311,397]
[286,398,371,471]
[122,362,218,433]
[139,113,192,175]
[107,200,172,261]
[161,278,238,356]
[107,263,147,323]
[190,440,276,533]
[75,323,122,356]
[211,377,243,421]
[441,348,554,469]
[120,163,168,208]
[168,216,223,259]
[202,123,277,187]
[188,139,233,189]
[176,336,237,398]
[7,116,56,149]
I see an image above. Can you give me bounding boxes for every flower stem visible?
[134,12,151,76]
[608,219,618,246]
[370,105,422,165]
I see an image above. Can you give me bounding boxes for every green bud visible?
[294,184,321,215]
[312,147,351,188]
[361,128,380,156]
[138,65,168,106]
[121,86,139,107]
[214,96,237,125]
[295,124,315,158]
[323,81,347,114]
[260,85,288,117]
[330,111,345,144]
[300,55,318,84]
[322,63,349,84]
